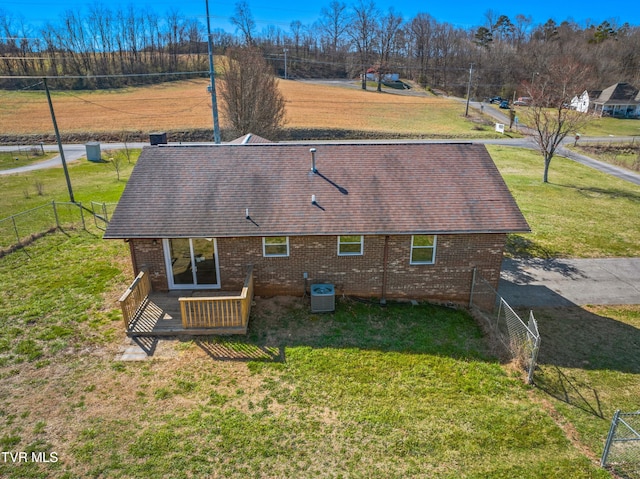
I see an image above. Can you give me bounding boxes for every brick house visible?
[105,141,529,307]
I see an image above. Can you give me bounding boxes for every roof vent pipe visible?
[310,148,317,173]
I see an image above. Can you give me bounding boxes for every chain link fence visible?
[0,201,117,256]
[601,410,640,477]
[469,268,540,384]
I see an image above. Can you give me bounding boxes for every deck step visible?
[127,326,247,337]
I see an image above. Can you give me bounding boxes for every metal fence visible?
[469,268,540,384]
[0,201,116,255]
[602,410,640,477]
[4,144,47,161]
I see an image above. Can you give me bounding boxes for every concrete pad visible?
[500,257,640,307]
[117,339,150,361]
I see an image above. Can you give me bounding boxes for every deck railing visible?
[179,265,254,331]
[119,269,152,330]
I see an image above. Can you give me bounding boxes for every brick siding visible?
[129,233,506,306]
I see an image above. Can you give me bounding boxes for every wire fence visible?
[469,268,540,384]
[0,201,117,256]
[602,410,640,477]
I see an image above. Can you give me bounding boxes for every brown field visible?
[0,78,495,140]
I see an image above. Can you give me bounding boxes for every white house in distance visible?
[571,82,640,118]
[570,90,592,113]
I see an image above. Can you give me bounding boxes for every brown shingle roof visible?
[228,133,273,144]
[104,142,530,239]
[593,82,640,105]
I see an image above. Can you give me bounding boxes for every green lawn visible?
[488,145,640,258]
[0,231,610,477]
[0,149,138,217]
[532,304,640,477]
[578,117,640,138]
[0,150,57,171]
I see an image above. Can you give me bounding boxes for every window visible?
[410,235,436,264]
[338,235,364,256]
[263,237,289,257]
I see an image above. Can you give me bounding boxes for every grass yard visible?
[488,145,640,258]
[0,150,57,171]
[0,158,637,479]
[0,149,139,217]
[0,230,612,478]
[577,117,640,138]
[531,304,640,475]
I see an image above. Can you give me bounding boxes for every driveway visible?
[500,257,640,307]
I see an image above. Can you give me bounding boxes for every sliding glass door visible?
[163,238,220,289]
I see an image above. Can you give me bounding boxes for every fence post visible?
[52,201,60,230]
[527,333,540,385]
[601,409,621,467]
[78,202,86,231]
[11,215,20,244]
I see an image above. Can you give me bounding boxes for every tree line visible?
[1,1,639,98]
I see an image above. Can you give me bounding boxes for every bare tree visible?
[318,1,349,55]
[375,8,403,92]
[348,0,379,90]
[522,58,594,183]
[220,46,286,139]
[230,1,256,46]
[108,153,125,181]
[408,13,435,87]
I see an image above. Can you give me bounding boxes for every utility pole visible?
[43,78,74,203]
[465,63,473,117]
[283,48,288,79]
[205,0,221,144]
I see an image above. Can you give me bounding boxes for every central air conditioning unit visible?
[310,283,335,313]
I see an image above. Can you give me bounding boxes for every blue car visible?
[499,100,510,109]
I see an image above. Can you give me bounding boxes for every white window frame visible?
[410,235,437,265]
[262,236,290,257]
[337,235,364,256]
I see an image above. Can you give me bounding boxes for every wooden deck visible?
[126,291,247,337]
[120,266,254,337]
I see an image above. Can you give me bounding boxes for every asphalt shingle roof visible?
[593,82,639,105]
[104,142,530,239]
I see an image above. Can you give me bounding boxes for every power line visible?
[0,70,208,80]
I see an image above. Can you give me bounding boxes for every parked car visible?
[489,96,503,104]
[513,96,531,106]
[499,100,510,109]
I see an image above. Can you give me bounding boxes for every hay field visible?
[0,78,489,138]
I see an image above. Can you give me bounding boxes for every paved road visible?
[500,257,640,307]
[465,99,640,186]
[0,143,148,175]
